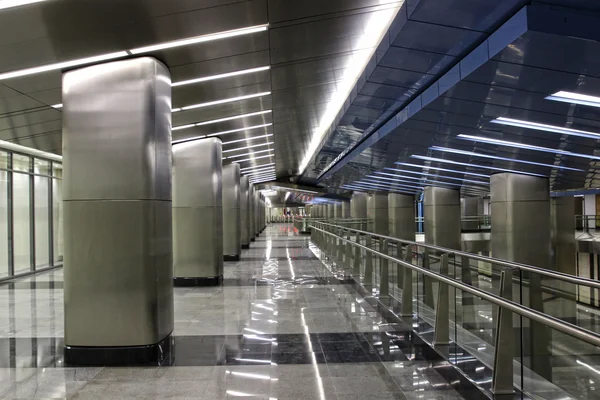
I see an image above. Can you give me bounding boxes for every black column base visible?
[250,238,255,242]
[224,254,240,261]
[174,275,223,287]
[241,244,250,249]
[64,333,173,367]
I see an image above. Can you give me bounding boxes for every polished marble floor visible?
[0,224,476,399]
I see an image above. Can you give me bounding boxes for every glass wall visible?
[0,149,62,279]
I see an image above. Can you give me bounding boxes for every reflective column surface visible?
[0,224,470,400]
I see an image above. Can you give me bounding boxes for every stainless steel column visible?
[351,192,368,218]
[240,176,250,249]
[367,193,388,235]
[461,197,484,231]
[334,203,343,219]
[552,196,576,274]
[173,138,223,286]
[389,193,415,240]
[424,187,460,250]
[62,57,173,365]
[327,203,335,219]
[223,163,241,261]
[491,173,551,380]
[249,184,256,242]
[254,190,260,237]
[342,202,351,218]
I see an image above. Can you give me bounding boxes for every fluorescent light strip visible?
[0,0,48,11]
[389,164,490,179]
[429,146,584,172]
[250,173,276,180]
[251,177,276,183]
[196,110,271,127]
[490,117,600,140]
[369,174,488,187]
[410,155,547,177]
[233,154,273,163]
[172,135,207,145]
[545,91,600,108]
[357,180,423,191]
[172,124,195,131]
[223,134,273,145]
[225,149,273,160]
[207,123,272,138]
[130,25,268,54]
[51,103,62,109]
[241,162,274,172]
[223,142,273,153]
[342,184,417,195]
[244,168,276,177]
[372,171,488,185]
[364,177,488,194]
[457,134,600,161]
[177,92,271,112]
[172,66,270,87]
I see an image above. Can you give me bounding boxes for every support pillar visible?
[461,196,484,231]
[424,187,461,250]
[327,203,335,219]
[63,58,174,365]
[249,184,255,242]
[367,193,388,235]
[334,203,342,219]
[342,201,351,219]
[240,176,250,249]
[223,163,241,261]
[351,192,368,218]
[173,138,223,287]
[388,193,415,241]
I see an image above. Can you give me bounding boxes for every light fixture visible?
[297,6,398,174]
[369,174,488,187]
[207,123,272,138]
[0,51,129,81]
[186,110,272,129]
[224,149,273,160]
[429,146,584,172]
[390,164,489,179]
[241,162,274,172]
[410,155,547,177]
[244,168,276,177]
[251,173,277,181]
[457,134,600,161]
[172,135,206,145]
[176,92,271,112]
[51,103,63,109]
[172,124,195,131]
[341,184,417,195]
[372,171,489,185]
[490,117,600,140]
[233,154,273,163]
[251,177,276,184]
[129,25,268,54]
[0,0,48,11]
[172,66,270,87]
[356,180,423,191]
[223,134,273,145]
[223,142,273,153]
[545,91,600,108]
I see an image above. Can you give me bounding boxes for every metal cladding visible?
[491,173,551,269]
[240,176,250,247]
[223,163,241,259]
[351,192,368,218]
[334,203,342,219]
[62,57,173,348]
[173,138,223,281]
[388,193,415,241]
[342,202,351,218]
[253,190,260,236]
[461,197,484,231]
[367,193,389,235]
[551,196,576,275]
[424,187,461,250]
[327,203,335,219]
[249,184,255,241]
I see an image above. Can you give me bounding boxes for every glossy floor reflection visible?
[0,224,472,399]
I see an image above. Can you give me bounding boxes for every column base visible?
[173,276,223,287]
[64,333,173,366]
[224,255,240,261]
[250,238,255,242]
[241,244,250,249]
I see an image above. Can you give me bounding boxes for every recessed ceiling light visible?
[368,173,489,186]
[176,92,271,112]
[172,124,195,131]
[240,162,274,172]
[545,91,600,108]
[51,103,63,109]
[388,164,489,178]
[224,149,273,160]
[223,142,274,153]
[341,184,417,195]
[172,66,270,87]
[233,154,273,163]
[244,168,276,176]
[195,110,272,127]
[129,25,268,54]
[250,173,277,180]
[429,146,584,172]
[490,117,600,140]
[171,135,207,145]
[457,134,600,161]
[0,0,48,11]
[251,177,276,183]
[410,155,547,177]
[207,123,272,138]
[223,134,273,145]
[357,180,423,191]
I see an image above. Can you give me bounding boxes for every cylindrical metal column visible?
[389,193,415,240]
[173,138,223,286]
[367,193,388,235]
[334,203,343,219]
[461,196,483,231]
[249,184,255,242]
[327,203,335,219]
[223,163,241,261]
[254,190,260,237]
[240,176,250,249]
[62,57,174,365]
[351,192,368,218]
[342,202,351,218]
[424,187,460,250]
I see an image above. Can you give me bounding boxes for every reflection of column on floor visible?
[491,173,552,380]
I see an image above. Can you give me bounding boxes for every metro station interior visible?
[0,0,600,399]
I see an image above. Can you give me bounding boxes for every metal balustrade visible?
[309,220,600,399]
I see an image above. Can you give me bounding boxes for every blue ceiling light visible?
[372,171,489,186]
[545,91,600,108]
[410,155,547,177]
[429,146,584,172]
[391,163,490,178]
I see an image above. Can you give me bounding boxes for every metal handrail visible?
[313,221,600,291]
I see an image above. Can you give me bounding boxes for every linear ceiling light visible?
[251,177,276,184]
[241,163,274,172]
[250,172,277,179]
[545,91,600,108]
[224,149,273,160]
[297,6,398,175]
[172,66,270,87]
[0,0,48,10]
[410,154,547,177]
[172,110,272,131]
[244,168,276,177]
[223,134,273,145]
[51,103,62,109]
[176,92,271,112]
[357,180,423,191]
[207,123,272,138]
[457,134,600,161]
[369,173,489,186]
[223,142,273,153]
[130,25,268,54]
[342,184,417,195]
[390,164,488,179]
[490,117,600,140]
[429,146,584,172]
[233,154,273,163]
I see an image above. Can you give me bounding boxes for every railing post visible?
[380,239,389,297]
[365,235,373,284]
[397,242,404,287]
[492,269,514,396]
[433,253,450,346]
[336,227,343,262]
[401,245,413,317]
[345,230,352,270]
[354,233,361,276]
